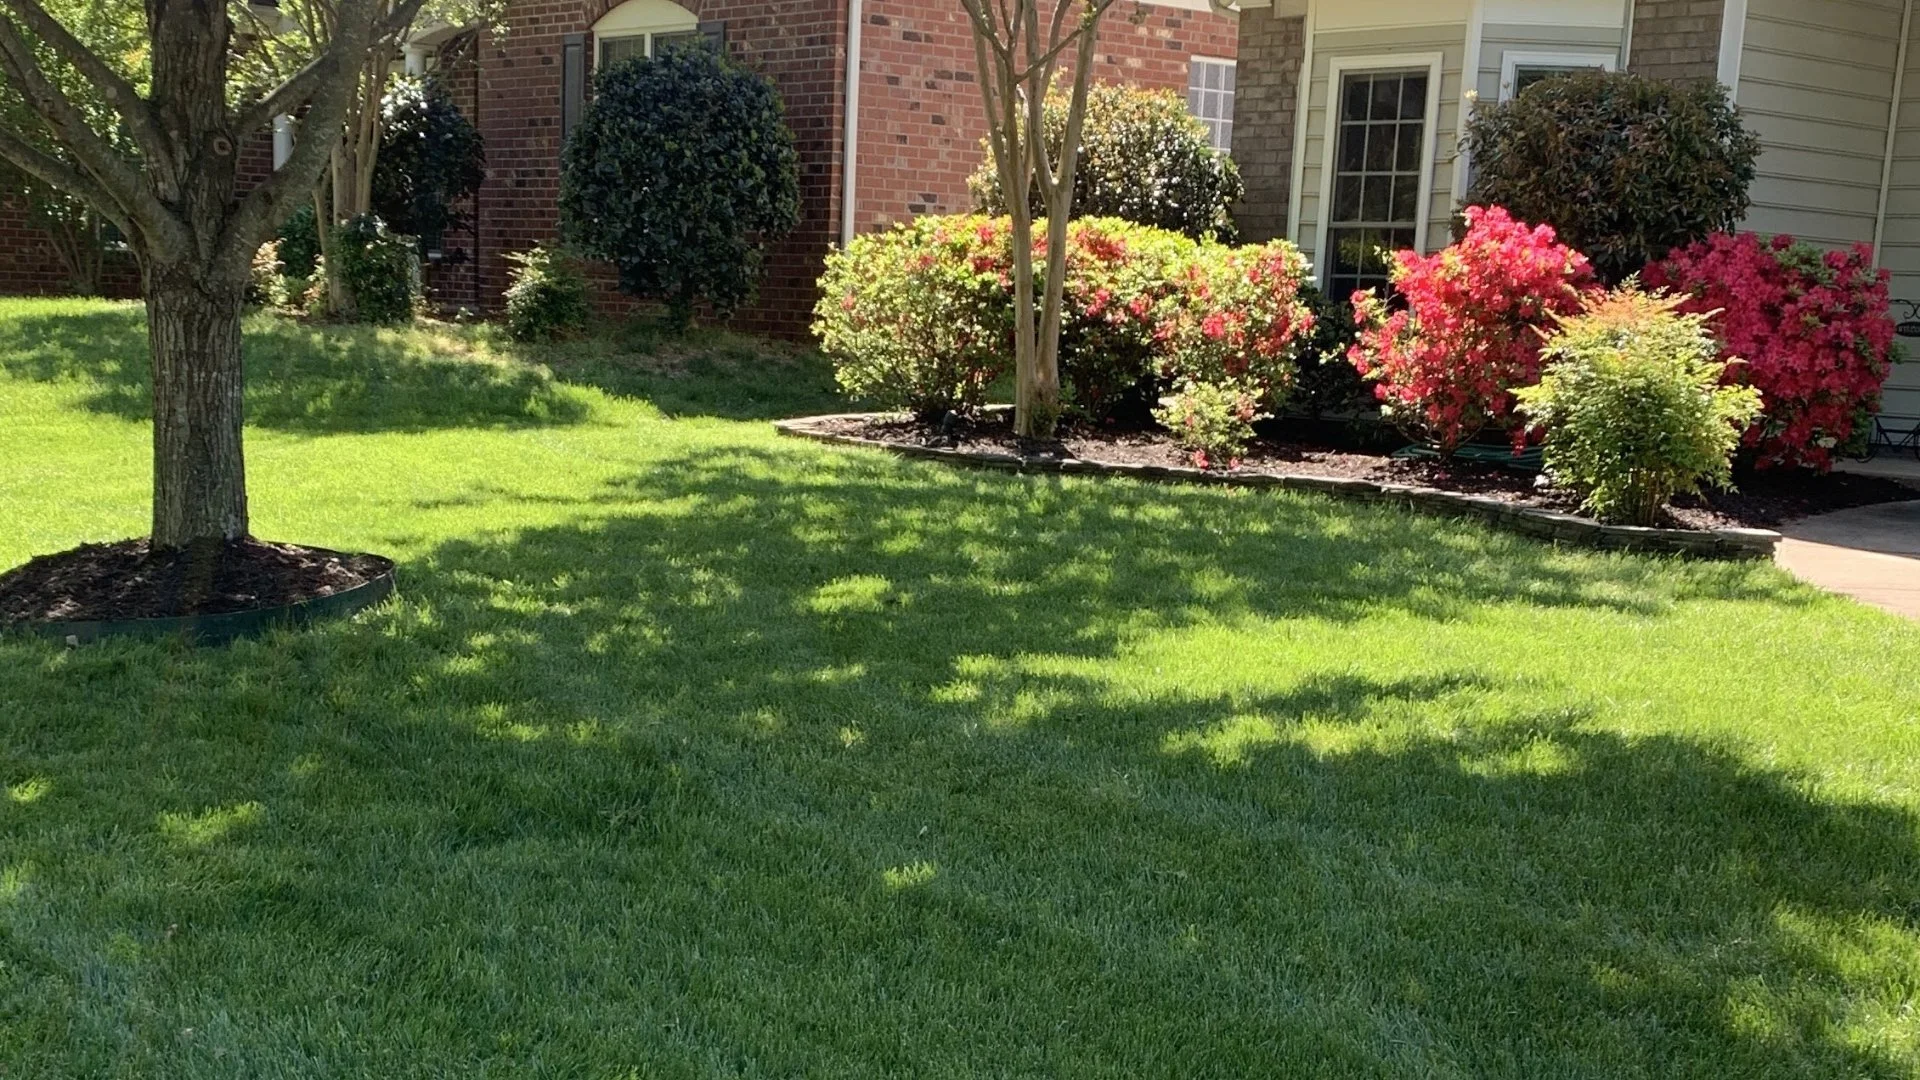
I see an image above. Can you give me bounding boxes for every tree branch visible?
[232,0,429,136]
[224,0,424,260]
[0,0,174,176]
[0,11,176,251]
[0,120,131,237]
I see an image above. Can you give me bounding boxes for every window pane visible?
[1367,177,1396,222]
[1223,65,1236,92]
[654,30,701,54]
[1337,123,1366,171]
[1370,77,1401,120]
[1342,76,1371,122]
[1331,176,1360,219]
[599,35,646,68]
[1363,124,1394,171]
[1396,122,1423,171]
[1391,176,1419,223]
[1399,74,1428,119]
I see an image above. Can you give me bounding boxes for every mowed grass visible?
[2,297,1919,1078]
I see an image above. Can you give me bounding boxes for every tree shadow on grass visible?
[2,446,1905,1077]
[0,305,592,434]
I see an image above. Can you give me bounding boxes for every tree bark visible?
[145,262,249,547]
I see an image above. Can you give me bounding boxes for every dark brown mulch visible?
[818,413,1919,531]
[0,538,391,624]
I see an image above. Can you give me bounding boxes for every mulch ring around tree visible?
[811,412,1918,532]
[0,538,391,624]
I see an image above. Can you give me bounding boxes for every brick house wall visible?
[471,0,1234,334]
[1226,6,1301,243]
[0,132,273,301]
[470,0,848,336]
[850,1,1239,231]
[1627,0,1725,84]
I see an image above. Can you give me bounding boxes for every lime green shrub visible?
[1516,286,1763,526]
[504,246,591,342]
[814,216,1015,419]
[1153,379,1269,470]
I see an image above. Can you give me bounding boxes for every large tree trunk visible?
[145,262,248,548]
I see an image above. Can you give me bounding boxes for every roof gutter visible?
[840,0,863,247]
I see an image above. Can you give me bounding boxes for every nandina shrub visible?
[1516,286,1762,526]
[1157,239,1316,413]
[1349,205,1596,453]
[1644,232,1896,470]
[815,215,1014,418]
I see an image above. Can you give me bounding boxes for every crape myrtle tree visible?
[958,0,1125,438]
[234,0,494,317]
[0,0,426,547]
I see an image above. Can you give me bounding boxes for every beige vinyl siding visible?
[1736,0,1904,248]
[1297,24,1470,272]
[1474,23,1622,102]
[1875,1,1920,437]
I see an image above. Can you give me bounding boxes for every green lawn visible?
[2,297,1919,1078]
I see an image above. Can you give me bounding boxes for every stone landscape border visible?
[775,414,1782,561]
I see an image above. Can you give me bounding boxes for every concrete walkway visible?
[1776,500,1920,619]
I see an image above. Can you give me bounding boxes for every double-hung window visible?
[1188,58,1236,153]
[1323,67,1432,302]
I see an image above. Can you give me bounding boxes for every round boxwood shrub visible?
[373,75,486,249]
[1461,70,1760,282]
[969,83,1243,241]
[560,42,799,328]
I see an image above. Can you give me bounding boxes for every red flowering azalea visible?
[1644,232,1895,470]
[1348,205,1597,453]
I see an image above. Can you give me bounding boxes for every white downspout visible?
[1716,0,1748,100]
[1285,0,1315,248]
[1620,0,1636,69]
[272,114,295,170]
[1876,0,1915,263]
[840,0,863,247]
[1452,0,1485,209]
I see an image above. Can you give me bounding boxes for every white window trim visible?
[1497,50,1617,102]
[1314,52,1445,278]
[590,0,699,70]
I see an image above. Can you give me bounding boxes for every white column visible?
[404,44,428,75]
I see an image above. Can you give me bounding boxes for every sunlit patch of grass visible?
[3,299,1920,1077]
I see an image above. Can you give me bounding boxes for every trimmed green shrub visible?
[969,83,1243,241]
[373,75,487,249]
[815,216,1013,418]
[1154,379,1268,470]
[330,215,420,325]
[278,204,321,279]
[815,214,1317,426]
[504,246,591,342]
[249,240,282,307]
[1516,285,1763,526]
[560,42,800,328]
[1288,283,1375,418]
[1461,71,1760,282]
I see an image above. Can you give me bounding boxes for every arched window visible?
[591,0,700,69]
